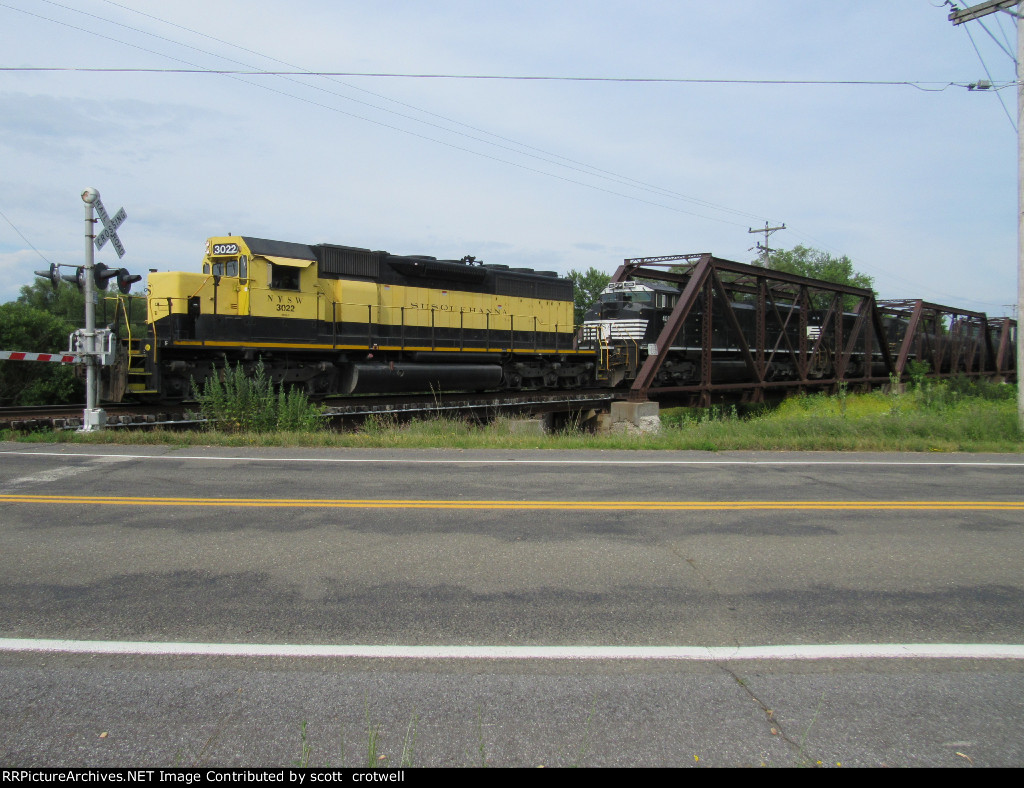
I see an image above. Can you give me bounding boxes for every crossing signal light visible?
[34,263,61,290]
[61,267,87,289]
[36,264,141,294]
[115,268,142,295]
[93,262,118,291]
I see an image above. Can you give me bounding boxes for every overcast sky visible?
[0,0,1019,316]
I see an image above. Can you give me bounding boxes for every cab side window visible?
[269,263,300,290]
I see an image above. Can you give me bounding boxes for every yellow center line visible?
[1,494,1022,511]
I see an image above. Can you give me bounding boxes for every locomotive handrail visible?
[307,296,568,333]
[305,296,570,349]
[116,295,134,347]
[189,276,215,299]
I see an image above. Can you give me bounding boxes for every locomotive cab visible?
[581,281,679,346]
[201,238,253,320]
[148,237,323,343]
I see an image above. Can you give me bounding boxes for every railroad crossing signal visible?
[34,190,140,296]
[28,188,139,432]
[93,197,126,258]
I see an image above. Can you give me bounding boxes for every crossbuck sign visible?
[93,197,127,258]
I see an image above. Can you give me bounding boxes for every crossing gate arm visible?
[0,350,77,363]
[2,329,123,366]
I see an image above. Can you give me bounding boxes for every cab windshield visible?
[205,256,248,278]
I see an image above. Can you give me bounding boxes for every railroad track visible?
[322,388,617,416]
[0,389,619,431]
[0,403,194,431]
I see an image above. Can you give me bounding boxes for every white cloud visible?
[0,0,1017,316]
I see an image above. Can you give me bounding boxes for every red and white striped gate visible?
[0,350,78,364]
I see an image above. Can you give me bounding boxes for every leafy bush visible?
[192,360,324,432]
[0,302,84,405]
[912,374,1015,411]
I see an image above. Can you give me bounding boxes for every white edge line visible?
[1,450,1022,467]
[2,638,1023,661]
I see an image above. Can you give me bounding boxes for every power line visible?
[994,9,1018,55]
[1,0,776,226]
[0,1,771,228]
[92,0,754,216]
[0,208,57,267]
[0,65,995,90]
[976,15,1018,61]
[6,0,1012,237]
[4,0,1006,229]
[959,12,1018,129]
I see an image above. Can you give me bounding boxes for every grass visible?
[658,391,1022,452]
[3,379,1022,452]
[294,721,313,768]
[366,701,383,767]
[795,693,826,768]
[401,711,418,768]
[292,708,414,768]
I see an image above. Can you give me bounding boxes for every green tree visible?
[17,279,85,326]
[758,245,874,291]
[0,302,83,405]
[567,267,611,325]
[19,276,147,337]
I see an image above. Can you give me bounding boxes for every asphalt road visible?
[1,443,1022,767]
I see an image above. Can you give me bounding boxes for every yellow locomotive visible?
[128,236,593,399]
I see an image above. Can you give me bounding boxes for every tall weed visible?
[192,360,324,433]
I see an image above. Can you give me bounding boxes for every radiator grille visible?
[317,244,380,278]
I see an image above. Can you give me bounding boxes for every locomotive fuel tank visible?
[339,362,504,395]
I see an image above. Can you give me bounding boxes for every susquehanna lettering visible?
[407,302,502,314]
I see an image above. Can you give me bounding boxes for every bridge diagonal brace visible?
[627,255,713,401]
[709,267,759,382]
[837,302,870,381]
[763,288,803,375]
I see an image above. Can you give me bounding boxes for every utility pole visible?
[949,0,1024,431]
[748,221,786,265]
